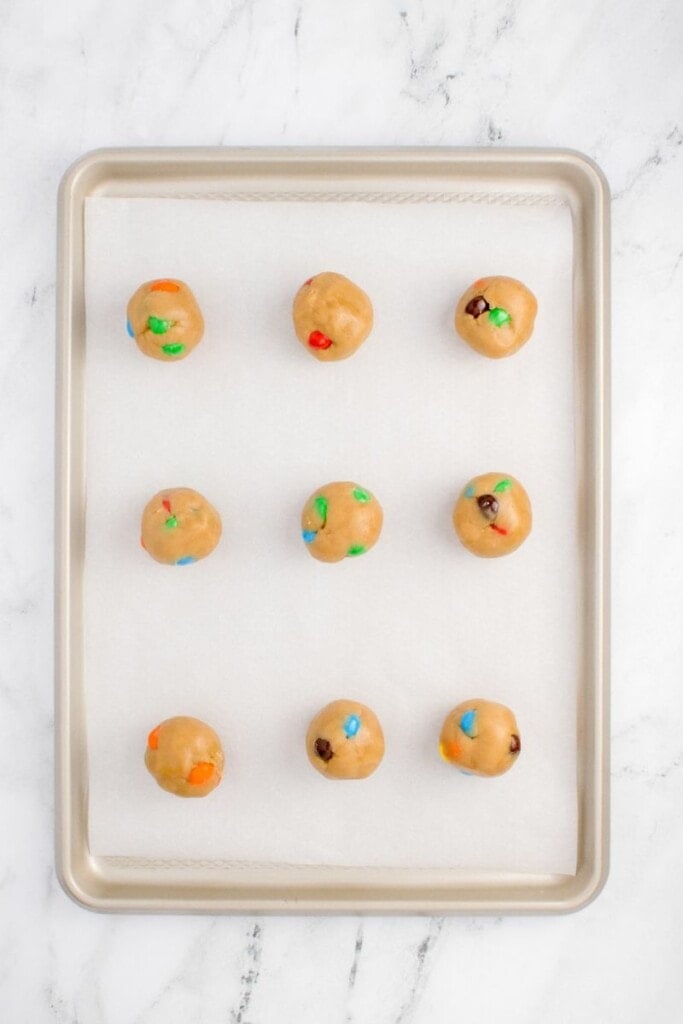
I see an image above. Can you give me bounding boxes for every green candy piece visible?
[161,342,185,356]
[164,515,179,529]
[487,307,511,327]
[148,316,172,335]
[314,496,328,523]
[347,544,366,557]
[352,487,371,503]
[493,479,512,493]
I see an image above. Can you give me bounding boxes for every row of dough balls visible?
[145,699,522,798]
[126,273,538,363]
[140,476,532,565]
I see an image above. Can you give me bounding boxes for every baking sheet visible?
[83,194,578,874]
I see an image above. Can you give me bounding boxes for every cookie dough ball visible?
[453,473,531,557]
[454,276,537,358]
[127,279,204,361]
[145,716,225,797]
[439,700,521,777]
[141,487,222,566]
[301,481,383,563]
[306,700,385,780]
[292,272,373,361]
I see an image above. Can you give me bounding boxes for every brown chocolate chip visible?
[314,737,333,762]
[510,734,521,754]
[465,295,490,318]
[476,494,499,520]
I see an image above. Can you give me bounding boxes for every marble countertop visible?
[2,0,681,1020]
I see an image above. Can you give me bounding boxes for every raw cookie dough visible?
[127,278,204,361]
[306,700,385,780]
[141,487,222,565]
[292,272,373,361]
[453,472,531,557]
[439,699,521,777]
[145,715,225,797]
[301,481,383,562]
[454,276,537,358]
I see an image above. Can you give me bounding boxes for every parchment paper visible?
[83,193,578,873]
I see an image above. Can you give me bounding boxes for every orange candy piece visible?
[150,280,180,293]
[439,739,461,763]
[147,725,161,750]
[187,762,215,785]
[473,278,487,290]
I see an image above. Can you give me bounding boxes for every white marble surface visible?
[1,0,682,1020]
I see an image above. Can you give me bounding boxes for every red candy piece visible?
[309,330,333,350]
[150,280,180,293]
[162,499,172,514]
[490,523,508,535]
[304,278,313,286]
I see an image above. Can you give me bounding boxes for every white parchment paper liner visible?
[84,195,578,873]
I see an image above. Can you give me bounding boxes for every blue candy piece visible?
[302,530,317,543]
[175,555,197,566]
[459,769,474,776]
[459,709,477,738]
[464,484,475,498]
[126,318,134,338]
[342,714,361,738]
